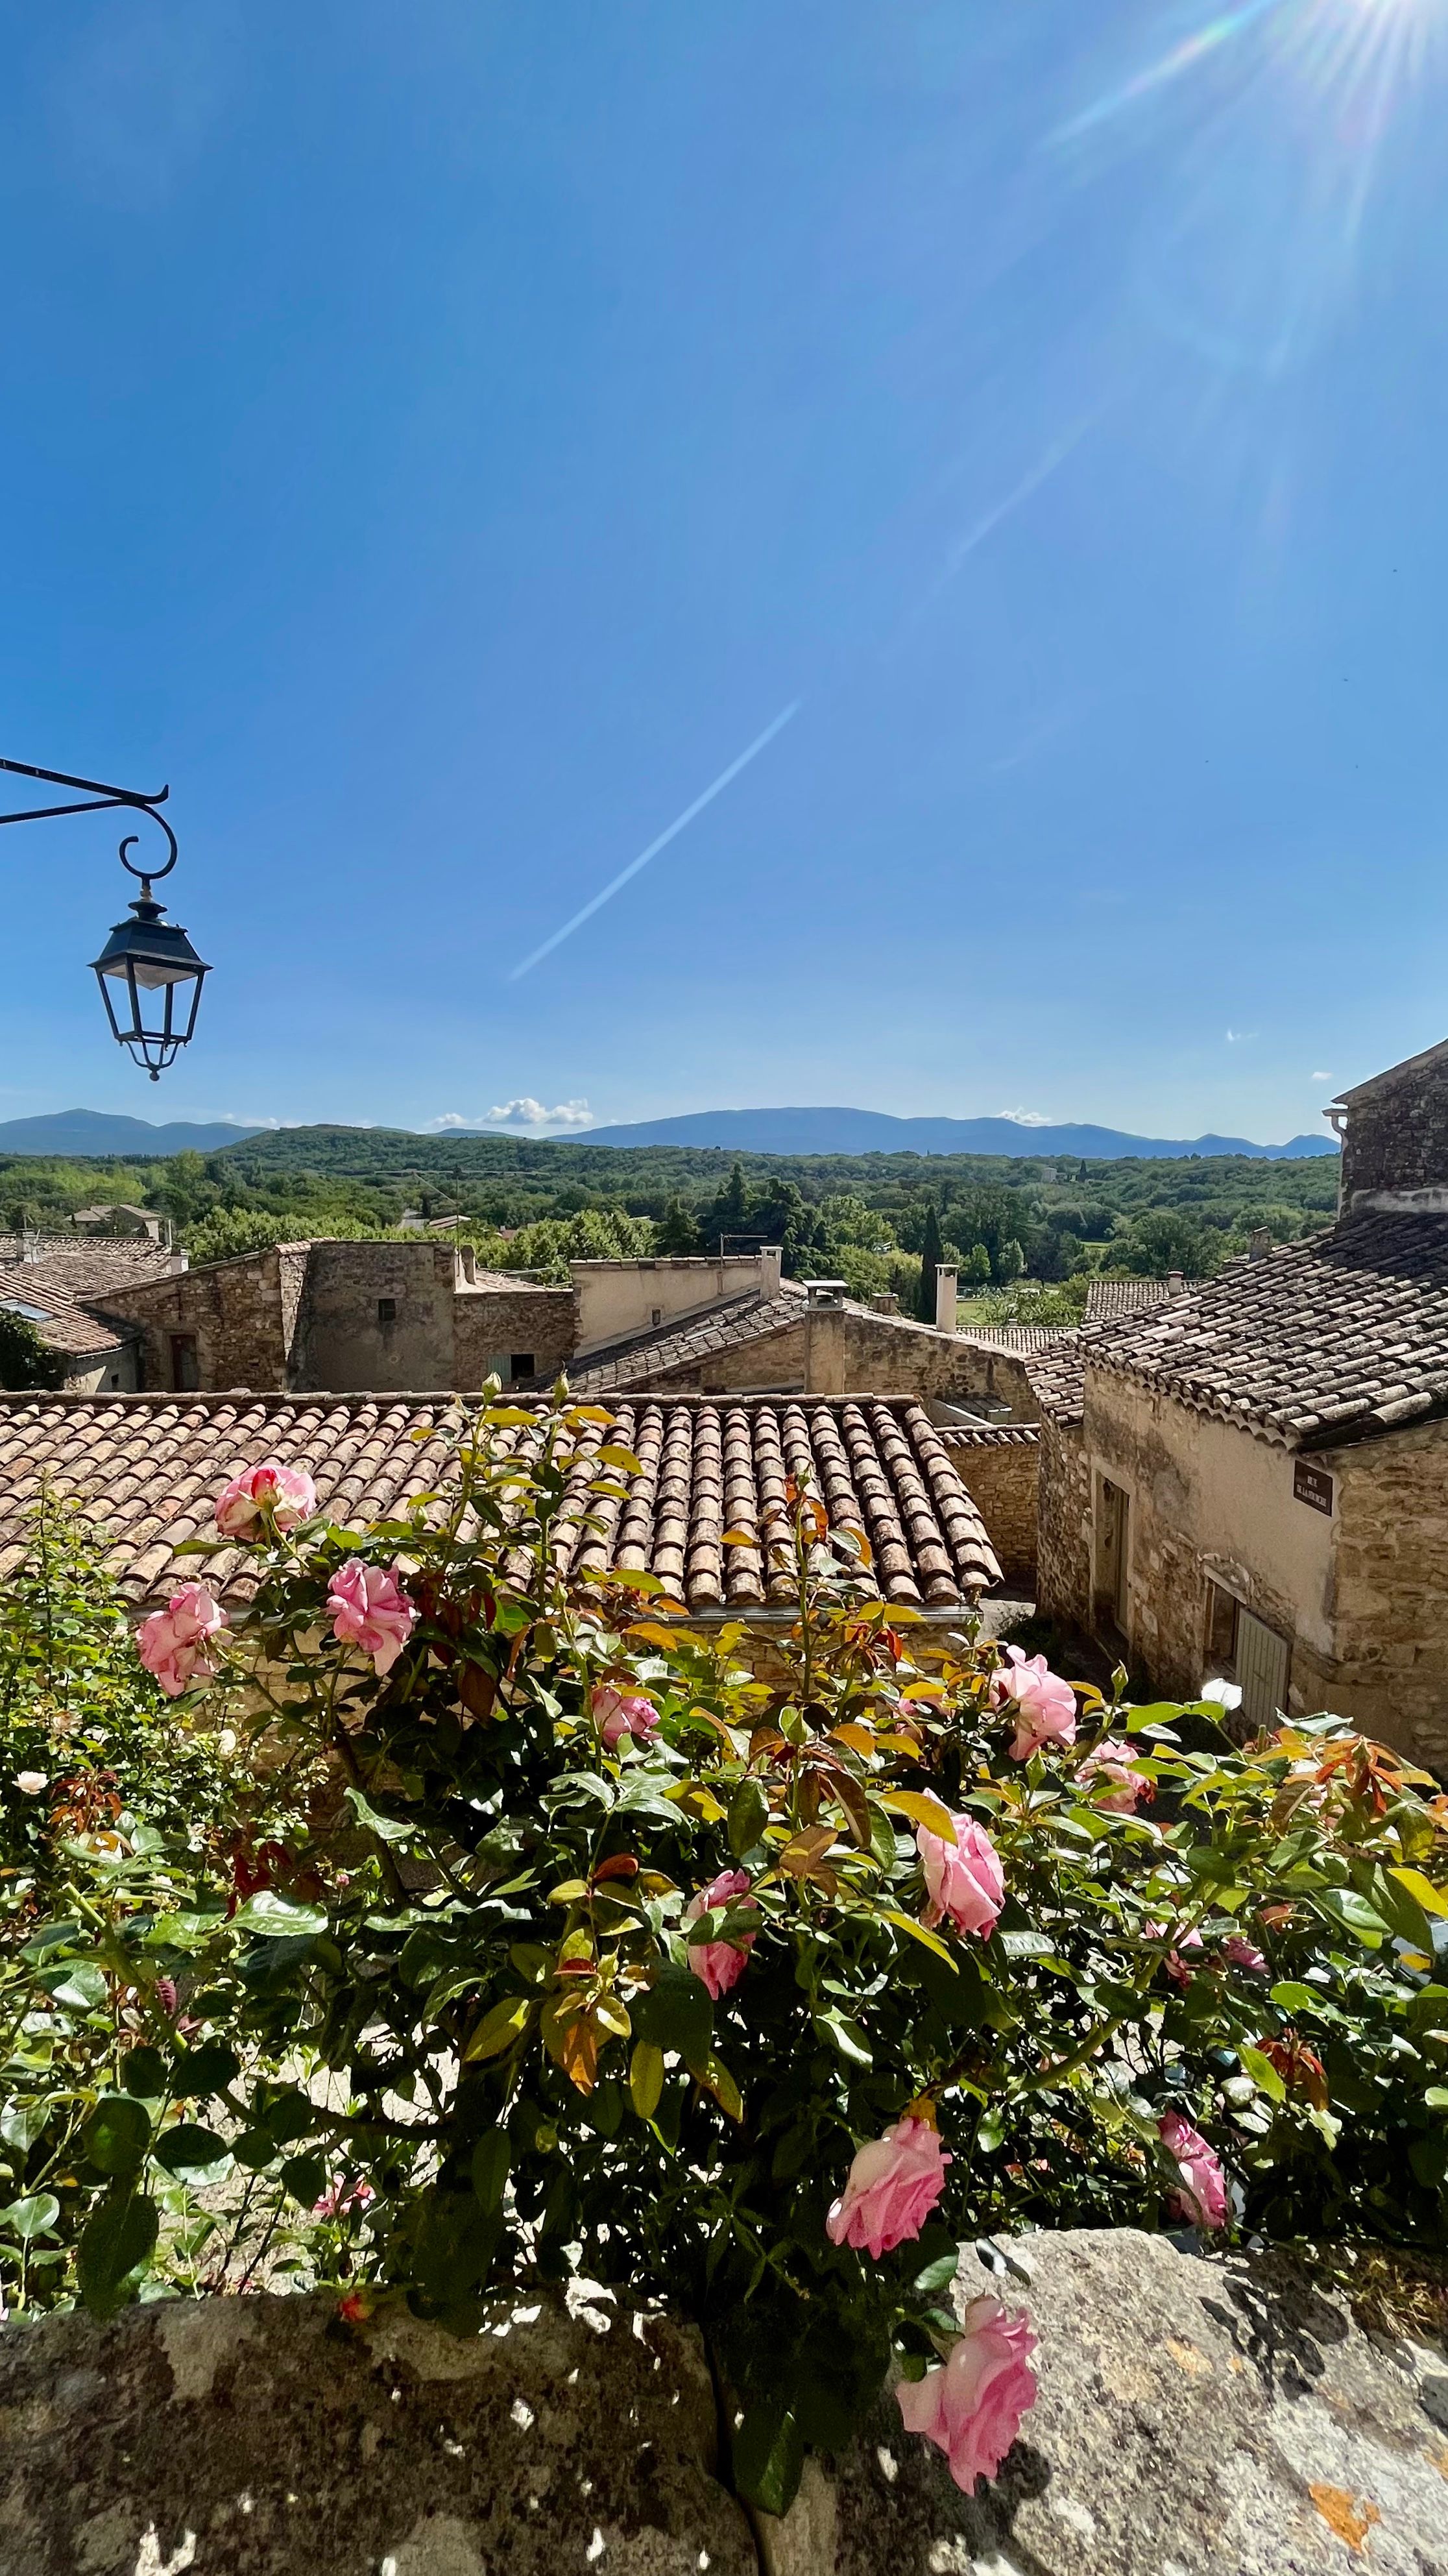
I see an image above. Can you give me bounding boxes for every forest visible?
[0,1122,1340,1302]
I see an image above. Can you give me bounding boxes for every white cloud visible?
[1310,1070,1332,1082]
[431,1099,594,1134]
[996,1108,1053,1126]
[1225,1029,1257,1045]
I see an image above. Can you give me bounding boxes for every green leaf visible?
[881,1908,958,1967]
[1314,1889,1386,1947]
[911,2248,962,2296]
[0,2192,60,2241]
[1238,2045,1288,2105]
[77,2189,159,2318]
[733,2400,805,2518]
[1425,2086,1448,2110]
[121,2045,168,2100]
[154,2124,231,2179]
[0,2101,49,2154]
[472,2130,511,2211]
[463,1993,533,2063]
[1392,1867,1448,1919]
[815,2010,872,2067]
[1269,1981,1320,2013]
[344,1786,417,1845]
[37,1961,106,2011]
[634,1963,713,2065]
[280,2152,328,2208]
[630,2040,665,2121]
[83,2093,152,2176]
[230,1891,328,1938]
[171,2041,241,2100]
[727,1775,769,1862]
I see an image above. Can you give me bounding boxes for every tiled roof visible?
[0,1391,1000,1611]
[1083,1278,1191,1322]
[1022,1335,1089,1427]
[959,1324,1072,1355]
[559,1288,801,1394]
[936,1423,1040,1450]
[1087,1214,1448,1448]
[0,1245,176,1359]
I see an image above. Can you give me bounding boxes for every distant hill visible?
[0,1110,265,1159]
[576,1107,1339,1161]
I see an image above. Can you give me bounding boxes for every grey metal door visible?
[1235,1609,1290,1731]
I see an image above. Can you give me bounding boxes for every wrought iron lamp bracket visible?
[0,755,178,886]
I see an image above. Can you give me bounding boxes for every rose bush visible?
[3,1402,1447,2516]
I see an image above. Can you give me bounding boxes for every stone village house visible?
[1033,1036,1448,1777]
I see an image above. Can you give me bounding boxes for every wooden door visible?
[1098,1480,1129,1633]
[1235,1609,1290,1731]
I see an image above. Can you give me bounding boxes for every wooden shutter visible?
[1235,1609,1290,1731]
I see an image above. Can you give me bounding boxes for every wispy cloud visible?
[508,703,801,981]
[1310,1069,1332,1082]
[1225,1028,1257,1045]
[996,1107,1054,1126]
[431,1099,594,1133]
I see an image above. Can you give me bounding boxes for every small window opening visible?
[169,1333,199,1392]
[377,1297,396,1324]
[510,1352,535,1381]
[651,1306,662,1327]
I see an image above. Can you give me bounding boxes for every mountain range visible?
[573,1107,1339,1160]
[0,1104,1339,1162]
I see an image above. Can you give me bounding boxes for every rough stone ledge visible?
[2,2233,1446,2576]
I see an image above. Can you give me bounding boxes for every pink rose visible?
[137,1583,228,1699]
[215,1461,318,1538]
[990,1647,1077,1760]
[897,2294,1037,2491]
[16,1771,47,1796]
[1145,1918,1203,1986]
[827,2116,952,2259]
[685,1867,759,1999]
[1222,1933,1268,1975]
[594,1686,660,1751]
[1077,1738,1153,1813]
[1159,2109,1227,2230]
[917,1813,1004,1938]
[327,1560,416,1676]
[313,2176,376,2220]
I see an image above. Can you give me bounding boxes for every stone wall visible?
[1035,1411,1091,1631]
[939,1335,1043,1422]
[454,1284,576,1387]
[939,1428,1039,1585]
[100,1246,300,1391]
[573,1252,782,1354]
[292,1243,457,1392]
[3,2237,1445,2576]
[1319,1416,1448,1776]
[1341,1049,1448,1200]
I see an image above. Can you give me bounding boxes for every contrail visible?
[930,419,1097,603]
[508,699,802,980]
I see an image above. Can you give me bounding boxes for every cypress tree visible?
[917,1203,943,1322]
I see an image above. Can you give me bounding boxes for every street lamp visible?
[0,755,210,1080]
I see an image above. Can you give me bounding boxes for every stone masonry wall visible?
[291,1243,457,1392]
[631,1308,1024,1402]
[939,1429,1039,1585]
[1035,1411,1091,1631]
[99,1247,296,1391]
[1341,1052,1448,1199]
[1320,1416,1448,1777]
[453,1285,575,1387]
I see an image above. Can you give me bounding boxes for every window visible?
[1204,1585,1290,1735]
[510,1353,535,1381]
[169,1333,199,1391]
[651,1307,662,1327]
[377,1297,396,1324]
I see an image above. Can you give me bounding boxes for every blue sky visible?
[1,0,1445,1145]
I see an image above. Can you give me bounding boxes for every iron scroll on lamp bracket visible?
[0,755,209,1080]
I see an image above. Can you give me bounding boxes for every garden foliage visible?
[1,1415,1445,2512]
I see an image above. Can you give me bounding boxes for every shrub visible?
[0,1309,67,1392]
[2,1411,1445,2516]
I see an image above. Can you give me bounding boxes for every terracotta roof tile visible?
[0,1390,1000,1610]
[0,1242,179,1360]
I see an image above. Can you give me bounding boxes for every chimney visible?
[934,1263,959,1333]
[1167,1269,1185,1296]
[458,1244,477,1286]
[758,1245,783,1299]
[802,1281,847,1392]
[1249,1227,1272,1261]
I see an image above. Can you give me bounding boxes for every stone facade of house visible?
[1334,1038,1448,1206]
